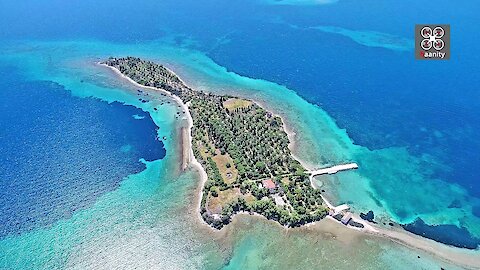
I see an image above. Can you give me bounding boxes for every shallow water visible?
[0,39,477,269]
[1,0,480,267]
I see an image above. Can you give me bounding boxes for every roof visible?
[262,179,276,189]
[272,194,285,206]
[341,212,352,224]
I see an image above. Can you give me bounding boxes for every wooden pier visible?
[308,163,358,177]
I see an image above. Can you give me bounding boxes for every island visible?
[104,57,329,229]
[100,57,480,270]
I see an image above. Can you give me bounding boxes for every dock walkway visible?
[308,163,358,177]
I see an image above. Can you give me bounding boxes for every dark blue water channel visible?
[0,66,165,238]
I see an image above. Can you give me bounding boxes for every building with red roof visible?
[262,179,276,190]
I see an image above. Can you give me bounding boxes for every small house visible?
[341,212,352,225]
[262,179,277,193]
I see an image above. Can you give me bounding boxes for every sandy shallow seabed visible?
[100,63,480,270]
[99,63,212,229]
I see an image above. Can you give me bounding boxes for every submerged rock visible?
[447,199,462,209]
[360,210,375,222]
[472,205,480,218]
[402,218,480,249]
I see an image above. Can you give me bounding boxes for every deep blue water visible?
[6,0,473,197]
[0,0,479,249]
[0,66,165,237]
[206,1,480,198]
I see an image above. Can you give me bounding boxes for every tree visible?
[211,188,218,197]
[312,208,327,221]
[254,161,266,173]
[289,211,301,227]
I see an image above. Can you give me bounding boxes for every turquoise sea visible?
[0,0,479,269]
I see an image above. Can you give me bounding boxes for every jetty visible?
[308,163,358,177]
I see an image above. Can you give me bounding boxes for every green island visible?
[104,57,328,229]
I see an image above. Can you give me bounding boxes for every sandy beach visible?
[99,62,212,228]
[180,127,190,171]
[100,62,480,270]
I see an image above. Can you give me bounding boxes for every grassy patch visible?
[197,135,216,160]
[207,188,241,214]
[243,193,257,204]
[212,153,238,184]
[281,177,290,185]
[223,98,252,112]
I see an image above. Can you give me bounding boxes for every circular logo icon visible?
[421,39,432,50]
[433,27,444,38]
[421,26,432,38]
[433,39,444,50]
